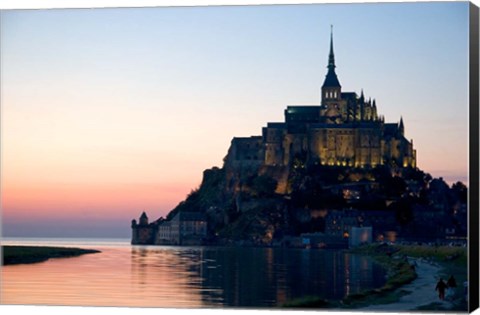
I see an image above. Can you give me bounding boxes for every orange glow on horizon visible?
[2,181,196,222]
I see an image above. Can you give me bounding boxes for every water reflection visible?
[128,247,385,307]
[129,246,219,307]
[2,245,385,308]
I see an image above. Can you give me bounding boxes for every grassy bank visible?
[2,246,100,265]
[393,244,467,266]
[283,296,332,308]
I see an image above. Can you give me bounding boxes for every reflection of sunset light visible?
[5,246,383,306]
[2,247,209,307]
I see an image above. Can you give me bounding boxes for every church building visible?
[228,28,416,170]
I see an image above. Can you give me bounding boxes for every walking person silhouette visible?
[435,278,447,300]
[446,275,457,300]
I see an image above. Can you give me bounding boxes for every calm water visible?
[1,238,386,308]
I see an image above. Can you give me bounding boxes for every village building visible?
[131,211,207,245]
[325,209,397,242]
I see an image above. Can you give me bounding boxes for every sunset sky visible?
[0,2,470,238]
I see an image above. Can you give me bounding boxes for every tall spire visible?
[328,25,335,70]
[322,25,341,88]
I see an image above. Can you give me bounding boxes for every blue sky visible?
[1,1,471,237]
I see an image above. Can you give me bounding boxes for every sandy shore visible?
[359,258,454,311]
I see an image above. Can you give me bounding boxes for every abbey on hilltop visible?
[132,28,420,246]
[226,28,416,179]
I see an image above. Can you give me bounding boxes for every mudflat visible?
[2,246,100,265]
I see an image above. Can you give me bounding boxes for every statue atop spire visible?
[399,116,405,136]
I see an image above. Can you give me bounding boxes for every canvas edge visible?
[469,1,480,313]
[0,2,476,314]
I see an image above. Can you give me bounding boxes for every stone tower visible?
[131,211,155,245]
[139,211,148,225]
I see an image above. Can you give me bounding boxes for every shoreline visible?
[283,243,467,311]
[339,245,417,308]
[343,244,468,311]
[2,245,101,266]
